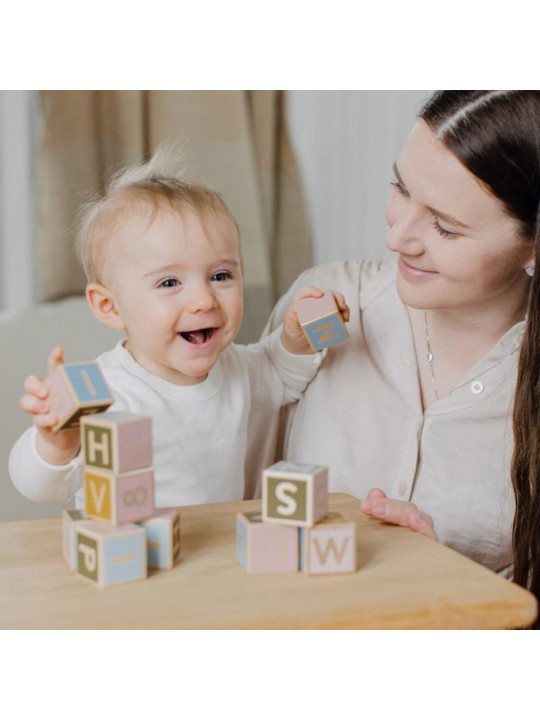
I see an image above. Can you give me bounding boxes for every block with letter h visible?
[81,412,155,525]
[296,290,349,352]
[237,461,356,575]
[46,361,114,431]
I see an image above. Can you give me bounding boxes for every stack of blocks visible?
[56,362,180,586]
[237,461,356,575]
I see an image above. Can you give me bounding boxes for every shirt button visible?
[398,483,407,497]
[471,381,484,394]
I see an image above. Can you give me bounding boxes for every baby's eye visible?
[158,277,179,289]
[212,271,232,282]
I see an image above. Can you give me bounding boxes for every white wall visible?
[287,90,432,264]
[0,90,36,312]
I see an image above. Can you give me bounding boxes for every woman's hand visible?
[360,488,438,541]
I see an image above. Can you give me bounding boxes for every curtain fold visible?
[37,90,312,342]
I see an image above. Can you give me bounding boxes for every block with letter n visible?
[76,521,147,586]
[45,362,114,431]
[299,512,356,575]
[262,461,328,527]
[296,289,349,351]
[81,412,153,474]
[236,511,299,573]
[84,466,155,525]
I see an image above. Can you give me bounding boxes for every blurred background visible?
[0,90,430,520]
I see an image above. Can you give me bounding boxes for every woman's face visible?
[385,120,534,313]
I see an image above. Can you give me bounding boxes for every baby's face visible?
[106,207,243,385]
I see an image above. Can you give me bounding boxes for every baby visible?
[9,151,349,509]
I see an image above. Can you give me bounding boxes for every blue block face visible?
[64,363,113,403]
[103,532,145,585]
[299,528,306,571]
[144,522,171,569]
[305,314,347,350]
[236,518,248,568]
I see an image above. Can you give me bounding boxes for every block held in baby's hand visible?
[296,290,349,351]
[45,362,114,431]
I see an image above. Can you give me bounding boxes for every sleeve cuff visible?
[266,326,326,372]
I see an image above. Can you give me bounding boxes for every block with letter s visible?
[262,461,328,527]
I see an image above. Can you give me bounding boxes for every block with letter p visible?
[237,511,299,573]
[76,521,147,586]
[46,362,114,431]
[296,289,348,351]
[138,508,181,570]
[299,512,356,575]
[84,466,155,525]
[81,412,153,474]
[262,461,328,527]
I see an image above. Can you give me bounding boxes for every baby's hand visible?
[19,346,81,465]
[281,286,350,354]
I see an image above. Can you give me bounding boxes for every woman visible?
[261,91,540,606]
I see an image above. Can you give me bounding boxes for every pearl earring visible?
[525,266,535,277]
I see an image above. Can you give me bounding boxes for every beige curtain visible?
[37,90,312,342]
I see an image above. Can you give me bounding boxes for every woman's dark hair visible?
[419,91,540,627]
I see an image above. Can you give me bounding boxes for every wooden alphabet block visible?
[296,290,348,351]
[138,508,181,569]
[236,511,299,573]
[46,362,114,431]
[262,461,328,527]
[299,512,356,575]
[81,412,153,473]
[84,466,155,525]
[62,509,92,569]
[76,521,147,586]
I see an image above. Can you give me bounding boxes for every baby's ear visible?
[86,283,125,331]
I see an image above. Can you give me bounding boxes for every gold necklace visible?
[424,310,439,401]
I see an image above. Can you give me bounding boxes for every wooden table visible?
[0,493,536,629]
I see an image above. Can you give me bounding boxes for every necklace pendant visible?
[427,351,434,364]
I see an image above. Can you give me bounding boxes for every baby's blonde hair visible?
[75,146,241,285]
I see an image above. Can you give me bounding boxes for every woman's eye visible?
[159,278,179,288]
[433,219,459,239]
[390,179,409,197]
[212,271,232,282]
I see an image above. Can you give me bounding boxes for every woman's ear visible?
[86,283,125,331]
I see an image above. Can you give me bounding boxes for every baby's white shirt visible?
[9,329,323,508]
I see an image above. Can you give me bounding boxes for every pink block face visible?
[296,290,337,325]
[116,470,155,524]
[312,470,329,524]
[117,417,153,472]
[46,369,77,426]
[305,525,356,574]
[251,524,299,573]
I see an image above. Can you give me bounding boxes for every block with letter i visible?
[76,521,147,586]
[46,362,114,431]
[262,461,328,527]
[299,512,356,575]
[82,412,155,525]
[237,512,299,573]
[138,508,181,570]
[296,289,349,351]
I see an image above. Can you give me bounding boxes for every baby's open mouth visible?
[179,328,216,345]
